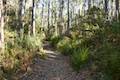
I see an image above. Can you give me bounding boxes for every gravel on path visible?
[18,42,91,80]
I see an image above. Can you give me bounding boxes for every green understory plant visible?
[50,36,62,47]
[93,42,120,80]
[71,47,90,71]
[56,37,73,55]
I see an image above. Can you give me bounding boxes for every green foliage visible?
[71,47,90,71]
[16,35,43,51]
[86,6,106,27]
[110,22,120,35]
[69,30,80,39]
[0,41,23,79]
[94,43,120,80]
[4,1,120,79]
[0,29,44,79]
[57,37,73,55]
[50,36,62,47]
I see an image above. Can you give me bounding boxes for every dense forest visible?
[0,0,120,80]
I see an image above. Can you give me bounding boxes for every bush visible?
[50,36,62,47]
[57,37,73,55]
[71,47,90,71]
[94,43,120,80]
[0,31,44,79]
[110,22,120,35]
[16,35,43,52]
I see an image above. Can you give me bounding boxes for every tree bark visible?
[58,0,64,35]
[115,0,119,21]
[104,0,108,14]
[18,0,26,37]
[0,0,4,50]
[41,2,44,28]
[31,0,36,36]
[47,0,50,34]
[67,0,70,34]
[88,0,91,10]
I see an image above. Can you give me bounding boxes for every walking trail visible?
[19,42,91,80]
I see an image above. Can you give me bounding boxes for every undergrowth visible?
[0,31,45,80]
[50,20,120,80]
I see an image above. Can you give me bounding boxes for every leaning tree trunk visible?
[31,0,36,36]
[0,0,4,51]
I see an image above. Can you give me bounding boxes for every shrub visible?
[71,47,90,71]
[0,32,44,79]
[69,30,80,39]
[110,22,120,35]
[50,36,62,47]
[57,37,73,55]
[15,35,43,52]
[94,43,120,80]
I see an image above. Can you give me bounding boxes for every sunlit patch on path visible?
[19,42,91,80]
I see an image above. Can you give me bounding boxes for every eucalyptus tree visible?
[0,0,4,50]
[31,0,36,36]
[41,0,45,28]
[67,0,70,34]
[47,0,50,34]
[80,0,87,16]
[104,0,108,18]
[18,0,26,36]
[88,0,91,10]
[115,0,119,20]
[51,0,54,26]
[53,0,58,36]
[58,0,64,35]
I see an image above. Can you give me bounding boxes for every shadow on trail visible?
[19,41,91,80]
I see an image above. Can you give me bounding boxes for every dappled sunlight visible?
[0,0,120,80]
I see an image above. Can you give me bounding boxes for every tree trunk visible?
[67,0,70,34]
[0,0,4,50]
[51,1,54,26]
[54,0,57,25]
[58,0,64,35]
[41,1,44,29]
[47,0,50,34]
[88,0,91,10]
[104,0,108,15]
[115,0,119,21]
[31,0,36,36]
[18,0,26,37]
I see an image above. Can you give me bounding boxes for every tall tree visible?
[18,0,26,36]
[115,0,119,20]
[88,0,91,10]
[53,0,58,36]
[47,0,50,34]
[58,0,64,35]
[51,1,54,26]
[104,0,108,15]
[3,0,7,22]
[0,0,4,50]
[67,0,70,33]
[31,0,36,36]
[41,0,44,28]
